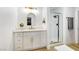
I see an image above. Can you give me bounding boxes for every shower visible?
[53,15,59,42]
[48,12,63,44]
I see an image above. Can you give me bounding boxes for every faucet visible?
[29,25,33,29]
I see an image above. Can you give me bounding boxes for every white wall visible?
[17,7,43,29]
[75,7,79,43]
[50,7,63,14]
[0,7,17,50]
[42,7,48,29]
[63,7,76,44]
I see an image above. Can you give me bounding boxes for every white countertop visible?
[13,28,47,32]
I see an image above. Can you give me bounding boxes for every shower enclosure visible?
[53,15,60,42]
[47,8,63,44]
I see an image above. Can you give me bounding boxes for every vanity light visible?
[23,7,39,16]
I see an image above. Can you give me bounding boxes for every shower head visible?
[53,15,59,18]
[53,15,57,18]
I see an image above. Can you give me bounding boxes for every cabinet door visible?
[32,32,41,49]
[40,31,47,47]
[13,32,23,50]
[23,32,32,50]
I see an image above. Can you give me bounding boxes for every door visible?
[23,32,32,50]
[32,32,41,49]
[48,13,63,43]
[40,31,47,47]
[14,32,23,50]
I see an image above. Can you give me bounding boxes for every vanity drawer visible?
[14,32,23,37]
[14,34,23,50]
[15,36,23,46]
[15,36,23,42]
[15,40,22,45]
[15,42,23,50]
[15,45,23,50]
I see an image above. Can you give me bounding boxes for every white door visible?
[23,32,32,50]
[49,13,59,43]
[40,31,47,47]
[14,36,23,50]
[14,32,23,50]
[32,32,41,49]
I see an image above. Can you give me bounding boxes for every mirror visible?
[27,17,31,25]
[27,13,36,27]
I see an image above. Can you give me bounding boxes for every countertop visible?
[13,28,47,32]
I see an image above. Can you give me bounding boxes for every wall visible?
[63,7,76,44]
[0,7,17,50]
[42,7,48,29]
[17,7,43,29]
[50,7,64,14]
[75,8,79,43]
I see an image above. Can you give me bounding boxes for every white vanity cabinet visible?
[32,32,41,49]
[40,31,47,47]
[13,32,23,50]
[23,32,32,50]
[13,30,47,51]
[23,31,41,50]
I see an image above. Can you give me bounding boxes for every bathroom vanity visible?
[13,29,47,51]
[13,7,47,51]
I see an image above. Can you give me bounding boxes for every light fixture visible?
[23,7,39,16]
